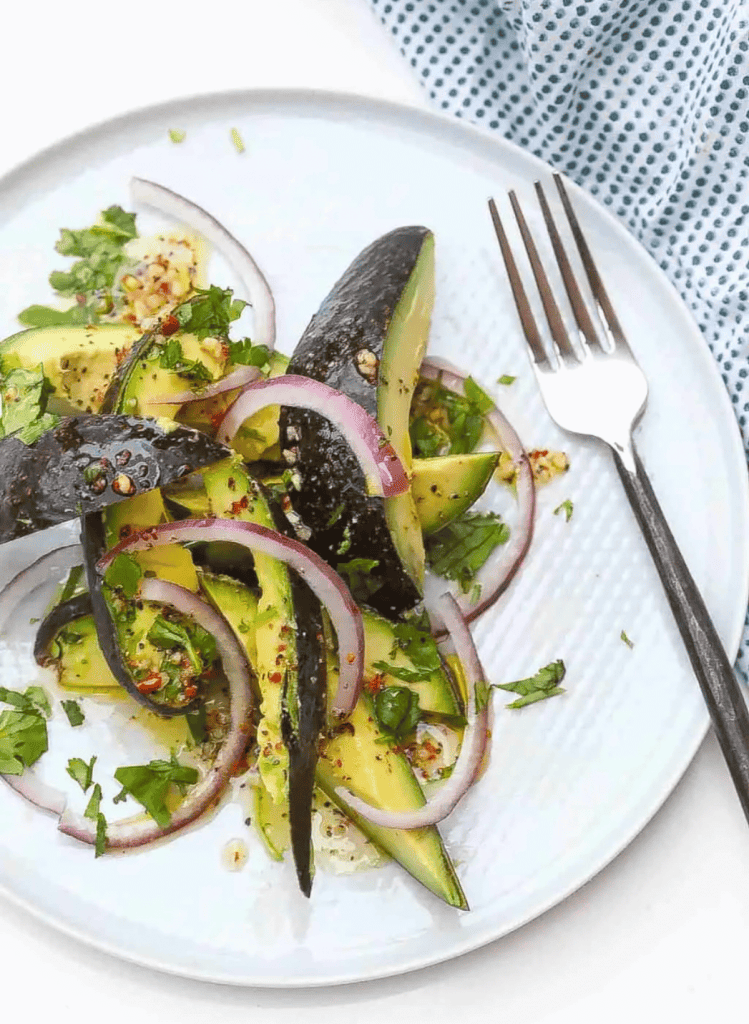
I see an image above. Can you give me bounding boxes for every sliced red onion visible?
[0,545,83,811]
[3,771,67,816]
[217,375,409,498]
[0,544,83,635]
[58,579,253,850]
[98,519,364,716]
[146,364,263,406]
[335,593,489,829]
[130,177,276,352]
[420,359,536,626]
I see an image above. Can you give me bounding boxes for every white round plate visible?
[0,89,746,988]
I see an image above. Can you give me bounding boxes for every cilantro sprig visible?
[373,686,422,742]
[410,375,494,457]
[147,614,217,673]
[0,366,60,445]
[373,612,442,683]
[18,206,137,328]
[494,660,566,709]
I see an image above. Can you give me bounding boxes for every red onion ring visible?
[0,545,84,812]
[58,579,253,850]
[419,359,536,627]
[98,519,364,716]
[0,544,83,635]
[217,375,409,498]
[146,364,263,406]
[335,592,489,829]
[130,177,276,353]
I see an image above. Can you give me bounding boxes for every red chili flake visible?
[269,671,283,684]
[346,652,356,664]
[137,672,163,694]
[161,314,180,336]
[335,759,343,768]
[277,644,287,653]
[229,495,249,515]
[365,673,385,694]
[183,685,198,700]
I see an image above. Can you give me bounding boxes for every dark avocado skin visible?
[0,415,229,544]
[282,572,326,898]
[279,227,429,618]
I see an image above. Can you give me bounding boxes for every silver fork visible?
[489,174,749,823]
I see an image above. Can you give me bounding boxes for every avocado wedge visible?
[280,227,435,618]
[412,451,500,536]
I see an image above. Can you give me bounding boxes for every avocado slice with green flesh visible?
[361,608,461,716]
[412,452,501,536]
[316,643,467,909]
[0,323,142,413]
[280,227,435,618]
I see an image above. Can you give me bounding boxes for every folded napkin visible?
[369,0,749,674]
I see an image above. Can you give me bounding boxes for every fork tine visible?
[508,190,578,363]
[487,198,549,367]
[553,173,628,349]
[534,181,603,352]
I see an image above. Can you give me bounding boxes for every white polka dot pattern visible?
[369,0,749,674]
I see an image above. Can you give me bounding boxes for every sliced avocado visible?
[0,323,141,413]
[361,609,461,716]
[280,227,435,618]
[202,456,297,806]
[412,452,500,536]
[198,570,258,670]
[316,644,467,909]
[43,613,120,692]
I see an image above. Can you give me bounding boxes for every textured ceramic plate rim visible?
[0,87,747,988]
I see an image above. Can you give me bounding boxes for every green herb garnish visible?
[554,499,574,522]
[425,512,510,592]
[226,336,270,369]
[0,366,59,444]
[373,686,422,741]
[621,630,634,649]
[174,286,246,340]
[61,700,85,727]
[158,337,213,383]
[336,558,381,598]
[230,128,246,154]
[0,711,48,775]
[147,614,216,673]
[104,552,142,598]
[497,374,516,385]
[169,129,186,143]
[66,755,96,791]
[113,756,199,827]
[18,206,137,327]
[495,660,566,709]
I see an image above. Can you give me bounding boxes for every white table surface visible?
[2,1,748,1020]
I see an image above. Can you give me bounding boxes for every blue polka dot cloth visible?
[368,0,749,674]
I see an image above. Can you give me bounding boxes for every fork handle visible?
[613,445,749,820]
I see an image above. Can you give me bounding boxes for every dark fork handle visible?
[613,445,749,820]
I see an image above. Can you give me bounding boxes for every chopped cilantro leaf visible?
[147,614,216,673]
[174,286,246,340]
[425,512,510,592]
[410,376,492,457]
[105,553,142,598]
[169,129,186,143]
[0,685,51,717]
[186,705,208,746]
[230,128,246,154]
[0,366,60,445]
[621,630,634,649]
[113,756,199,827]
[498,374,516,385]
[158,337,213,383]
[66,755,96,791]
[495,659,566,709]
[226,336,270,369]
[336,558,381,598]
[373,686,421,741]
[61,700,85,727]
[0,710,48,775]
[83,783,107,857]
[554,499,574,522]
[326,503,346,528]
[84,782,102,820]
[17,305,92,328]
[372,613,442,683]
